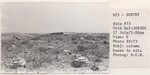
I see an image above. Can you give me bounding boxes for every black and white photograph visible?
[1,2,109,73]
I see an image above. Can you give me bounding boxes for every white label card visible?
[111,9,149,68]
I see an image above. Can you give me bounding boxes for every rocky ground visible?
[1,32,109,73]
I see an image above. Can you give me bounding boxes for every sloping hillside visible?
[1,32,109,73]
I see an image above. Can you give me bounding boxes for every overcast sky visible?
[1,2,109,33]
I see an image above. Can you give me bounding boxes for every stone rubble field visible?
[1,32,109,73]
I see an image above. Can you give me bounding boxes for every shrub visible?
[72,41,78,44]
[91,65,99,71]
[38,46,47,52]
[103,40,109,44]
[56,37,63,41]
[71,61,87,68]
[77,45,87,51]
[87,43,98,49]
[71,36,80,41]
[96,36,107,40]
[71,37,77,40]
[94,58,102,62]
[71,36,80,44]
[84,35,96,40]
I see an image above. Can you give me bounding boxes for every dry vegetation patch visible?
[1,32,109,73]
